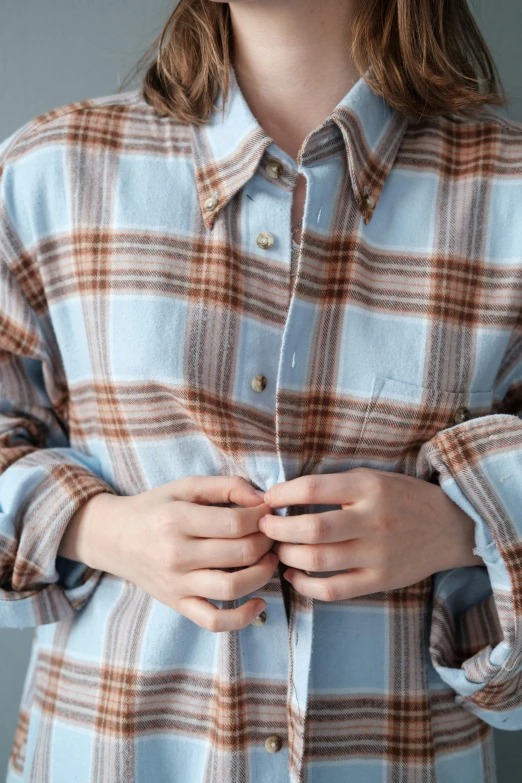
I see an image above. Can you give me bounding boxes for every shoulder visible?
[402,107,522,174]
[0,89,191,248]
[0,87,189,172]
[0,89,189,256]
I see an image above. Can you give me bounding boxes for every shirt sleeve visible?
[415,325,522,730]
[0,124,118,629]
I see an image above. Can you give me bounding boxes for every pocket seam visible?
[347,375,495,470]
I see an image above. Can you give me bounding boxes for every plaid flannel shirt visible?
[2,63,522,783]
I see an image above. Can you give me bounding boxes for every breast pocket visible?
[348,375,495,474]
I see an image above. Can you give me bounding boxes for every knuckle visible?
[354,467,379,493]
[240,540,259,567]
[230,512,246,538]
[307,514,327,543]
[371,474,386,497]
[205,613,223,633]
[161,543,183,573]
[183,477,209,505]
[309,546,327,572]
[376,511,392,534]
[229,475,247,492]
[265,519,281,539]
[181,475,197,494]
[155,506,178,532]
[320,581,341,603]
[221,573,241,601]
[300,475,319,504]
[170,476,189,499]
[354,465,373,481]
[222,512,241,538]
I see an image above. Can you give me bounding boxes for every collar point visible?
[358,184,379,224]
[200,203,219,231]
[359,203,376,225]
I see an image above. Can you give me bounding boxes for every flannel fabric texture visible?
[1,63,522,782]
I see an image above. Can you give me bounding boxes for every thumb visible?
[166,474,267,507]
[229,477,267,507]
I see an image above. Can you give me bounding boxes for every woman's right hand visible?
[61,475,279,632]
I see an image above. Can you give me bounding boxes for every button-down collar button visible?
[453,406,471,424]
[362,189,376,209]
[257,232,275,249]
[264,734,283,753]
[266,160,282,179]
[251,374,267,392]
[250,610,267,626]
[204,194,219,211]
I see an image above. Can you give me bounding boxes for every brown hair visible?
[120,0,509,125]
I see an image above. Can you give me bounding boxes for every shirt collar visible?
[191,64,410,230]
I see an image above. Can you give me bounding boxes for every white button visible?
[257,232,274,249]
[266,160,282,179]
[250,610,267,626]
[204,195,219,211]
[362,188,375,209]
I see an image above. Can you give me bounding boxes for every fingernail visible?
[252,489,265,498]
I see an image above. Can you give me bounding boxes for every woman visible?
[1,0,522,781]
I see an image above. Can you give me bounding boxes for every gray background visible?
[0,0,521,780]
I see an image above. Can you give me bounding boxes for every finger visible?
[176,595,267,632]
[264,470,364,508]
[184,551,279,601]
[259,507,363,544]
[274,540,366,572]
[283,567,380,602]
[176,500,272,538]
[191,532,275,570]
[166,474,267,508]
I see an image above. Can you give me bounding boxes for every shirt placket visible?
[269,134,344,780]
[275,214,315,783]
[236,141,315,782]
[268,146,319,783]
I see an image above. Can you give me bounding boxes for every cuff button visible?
[453,407,471,424]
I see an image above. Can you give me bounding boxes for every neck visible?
[228,0,360,162]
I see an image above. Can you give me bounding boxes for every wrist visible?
[58,492,124,573]
[446,505,485,569]
[451,545,486,569]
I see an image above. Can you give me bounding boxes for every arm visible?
[0,126,117,629]
[415,323,522,729]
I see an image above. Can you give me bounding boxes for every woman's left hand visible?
[258,467,485,602]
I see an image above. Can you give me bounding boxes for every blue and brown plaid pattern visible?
[1,64,522,782]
